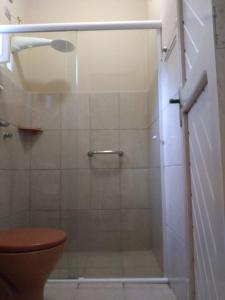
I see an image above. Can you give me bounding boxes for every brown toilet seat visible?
[0,228,67,253]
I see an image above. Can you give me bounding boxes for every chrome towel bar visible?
[88,150,124,157]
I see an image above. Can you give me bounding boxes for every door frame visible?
[181,71,208,300]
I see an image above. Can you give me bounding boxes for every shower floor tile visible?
[45,282,177,300]
[50,250,162,279]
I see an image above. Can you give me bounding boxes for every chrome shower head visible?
[11,36,75,53]
[50,40,75,52]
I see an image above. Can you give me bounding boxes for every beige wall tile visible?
[0,171,11,218]
[121,169,150,209]
[120,130,149,168]
[120,92,149,129]
[31,170,60,210]
[61,130,78,169]
[0,83,31,127]
[11,170,29,213]
[91,169,120,209]
[0,129,31,170]
[121,209,152,250]
[62,93,90,130]
[89,231,121,252]
[90,130,120,168]
[29,211,60,228]
[93,210,121,232]
[31,93,61,129]
[61,211,79,250]
[0,216,10,229]
[149,167,163,267]
[11,211,29,228]
[31,131,60,169]
[90,94,119,129]
[62,169,91,209]
[61,130,90,169]
[70,210,121,251]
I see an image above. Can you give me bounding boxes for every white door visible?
[181,0,225,299]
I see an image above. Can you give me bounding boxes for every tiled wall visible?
[28,91,152,252]
[0,69,30,229]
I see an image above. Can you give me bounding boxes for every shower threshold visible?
[48,277,169,284]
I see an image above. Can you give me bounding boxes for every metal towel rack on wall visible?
[88,150,124,157]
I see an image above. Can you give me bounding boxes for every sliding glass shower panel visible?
[8,29,163,279]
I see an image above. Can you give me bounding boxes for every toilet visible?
[0,228,67,300]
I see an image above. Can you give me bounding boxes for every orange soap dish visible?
[17,126,43,134]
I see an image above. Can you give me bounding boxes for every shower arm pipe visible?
[0,20,162,33]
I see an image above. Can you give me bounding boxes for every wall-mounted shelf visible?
[17,126,43,134]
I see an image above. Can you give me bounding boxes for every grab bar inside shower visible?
[88,150,124,157]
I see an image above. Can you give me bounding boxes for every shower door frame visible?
[0,19,169,284]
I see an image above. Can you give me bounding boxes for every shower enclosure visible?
[0,22,164,280]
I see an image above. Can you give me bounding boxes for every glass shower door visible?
[9,29,163,279]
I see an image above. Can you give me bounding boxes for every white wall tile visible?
[162,105,183,166]
[31,170,60,210]
[166,227,189,299]
[149,120,161,168]
[164,166,187,242]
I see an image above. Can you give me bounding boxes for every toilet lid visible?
[0,228,67,253]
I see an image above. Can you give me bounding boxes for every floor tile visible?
[124,284,176,300]
[77,285,124,300]
[51,250,162,279]
[84,268,123,278]
[87,252,122,268]
[45,283,77,300]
